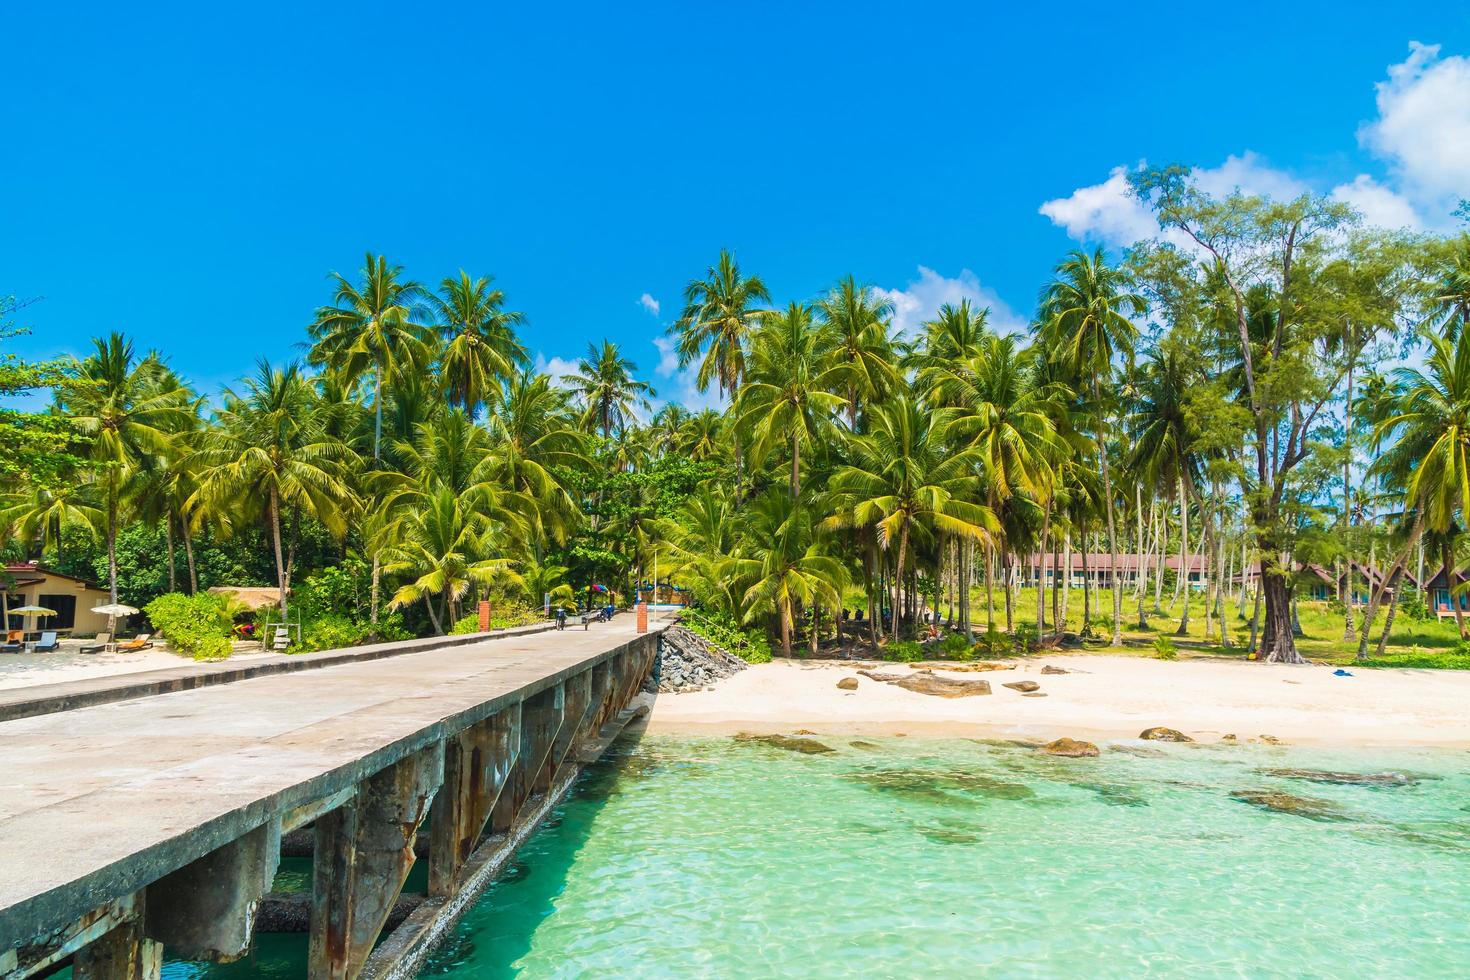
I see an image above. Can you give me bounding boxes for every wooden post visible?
[73,919,162,980]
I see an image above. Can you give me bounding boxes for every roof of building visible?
[1024,553,1209,571]
[206,586,282,611]
[2,563,106,592]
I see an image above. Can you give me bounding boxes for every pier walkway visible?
[0,617,666,979]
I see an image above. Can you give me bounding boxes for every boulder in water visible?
[893,671,992,698]
[1040,737,1100,757]
[1262,768,1417,787]
[1139,727,1194,742]
[1231,789,1349,821]
[733,733,835,755]
[1003,680,1040,693]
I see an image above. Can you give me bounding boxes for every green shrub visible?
[143,592,233,661]
[1398,587,1429,622]
[298,614,371,653]
[936,632,971,659]
[449,603,543,635]
[1013,623,1039,653]
[1153,635,1178,661]
[682,609,772,664]
[885,640,924,663]
[973,627,1011,659]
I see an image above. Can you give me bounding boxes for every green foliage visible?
[143,591,233,661]
[449,603,543,635]
[682,609,772,664]
[1398,587,1430,623]
[937,631,971,658]
[884,640,924,663]
[1013,622,1039,653]
[1153,635,1178,660]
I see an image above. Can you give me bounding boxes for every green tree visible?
[429,271,527,418]
[729,489,847,656]
[673,249,772,397]
[566,340,655,438]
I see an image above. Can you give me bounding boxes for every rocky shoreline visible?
[647,625,748,693]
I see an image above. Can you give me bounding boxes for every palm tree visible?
[309,253,432,461]
[650,404,690,457]
[673,249,772,397]
[485,371,589,551]
[681,410,724,462]
[0,482,100,567]
[912,300,990,376]
[1040,248,1145,646]
[60,334,190,605]
[384,486,520,634]
[1363,328,1470,654]
[1427,234,1470,341]
[816,275,898,426]
[829,397,998,642]
[429,271,527,418]
[736,303,846,498]
[189,361,356,621]
[661,486,742,613]
[566,340,654,438]
[730,489,848,656]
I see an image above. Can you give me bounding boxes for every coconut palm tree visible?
[828,397,998,642]
[308,253,432,461]
[566,340,654,439]
[429,271,527,418]
[384,486,521,634]
[189,361,356,621]
[912,300,990,378]
[729,489,848,656]
[815,275,898,426]
[736,303,846,499]
[1040,248,1145,646]
[1427,234,1470,341]
[485,371,589,551]
[60,333,191,605]
[673,249,772,398]
[680,410,724,462]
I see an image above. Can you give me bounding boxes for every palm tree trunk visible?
[164,515,177,593]
[985,544,995,633]
[373,371,383,462]
[781,598,793,656]
[1094,379,1122,645]
[1061,528,1072,632]
[1036,502,1051,633]
[370,553,382,639]
[269,489,289,622]
[1356,514,1423,660]
[1375,576,1402,658]
[892,526,908,643]
[1080,542,1091,632]
[182,524,198,594]
[1175,476,1191,637]
[1446,541,1466,639]
[791,432,800,499]
[107,487,120,606]
[425,592,444,635]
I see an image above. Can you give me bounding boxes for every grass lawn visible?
[843,585,1470,669]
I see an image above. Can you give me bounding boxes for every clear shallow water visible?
[165,734,1470,978]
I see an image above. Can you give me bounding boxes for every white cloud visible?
[533,353,581,384]
[873,266,1028,338]
[1039,153,1312,248]
[638,292,661,317]
[1360,42,1470,208]
[1329,174,1423,230]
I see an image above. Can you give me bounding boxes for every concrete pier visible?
[0,618,663,979]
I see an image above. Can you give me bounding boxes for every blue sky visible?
[3,2,1468,411]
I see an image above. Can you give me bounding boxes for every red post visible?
[636,602,648,634]
[478,600,491,632]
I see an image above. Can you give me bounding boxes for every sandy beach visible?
[0,645,273,691]
[645,656,1470,747]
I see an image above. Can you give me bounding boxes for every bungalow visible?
[1243,561,1411,606]
[1022,553,1210,590]
[1422,566,1470,620]
[2,562,113,636]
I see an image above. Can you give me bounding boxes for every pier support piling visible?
[144,820,280,961]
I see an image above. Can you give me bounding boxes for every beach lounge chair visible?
[1,630,21,654]
[116,633,153,651]
[80,632,112,654]
[34,631,60,652]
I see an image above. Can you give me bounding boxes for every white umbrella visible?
[10,605,56,638]
[91,603,140,617]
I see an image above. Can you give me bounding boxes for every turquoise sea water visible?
[166,733,1470,978]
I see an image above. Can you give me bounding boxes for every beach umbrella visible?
[10,605,56,636]
[91,603,140,617]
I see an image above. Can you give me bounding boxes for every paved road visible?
[0,617,666,951]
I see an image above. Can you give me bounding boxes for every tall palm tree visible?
[650,404,690,457]
[1040,248,1145,645]
[815,275,898,426]
[681,410,724,462]
[566,340,654,438]
[737,303,846,498]
[730,489,848,656]
[673,249,772,398]
[309,253,432,461]
[485,371,589,551]
[189,361,356,621]
[829,397,998,642]
[912,300,991,376]
[1427,234,1470,341]
[1364,328,1470,653]
[0,482,100,567]
[60,333,190,605]
[384,486,520,634]
[429,271,527,418]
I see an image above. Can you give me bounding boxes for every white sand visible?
[645,656,1470,747]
